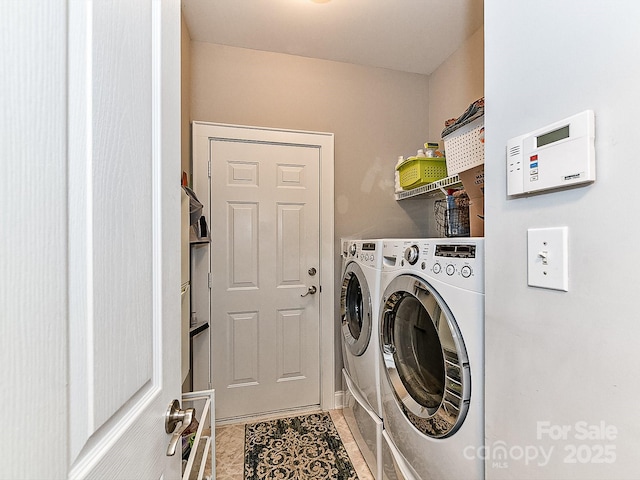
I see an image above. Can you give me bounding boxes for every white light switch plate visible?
[527,227,568,291]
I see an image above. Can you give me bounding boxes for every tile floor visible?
[213,409,373,480]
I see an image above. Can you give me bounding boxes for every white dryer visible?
[340,238,384,479]
[378,238,484,480]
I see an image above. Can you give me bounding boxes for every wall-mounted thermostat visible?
[507,110,595,196]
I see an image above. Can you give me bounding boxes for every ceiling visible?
[181,0,484,76]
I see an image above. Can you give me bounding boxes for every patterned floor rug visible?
[244,412,358,480]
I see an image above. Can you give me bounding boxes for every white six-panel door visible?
[1,0,182,478]
[67,0,182,477]
[192,123,335,420]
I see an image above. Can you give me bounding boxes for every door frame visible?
[192,121,336,411]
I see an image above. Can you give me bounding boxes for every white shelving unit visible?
[181,190,214,480]
[189,236,212,392]
[395,173,462,200]
[181,389,215,480]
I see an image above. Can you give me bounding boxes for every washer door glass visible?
[380,274,470,438]
[341,262,372,356]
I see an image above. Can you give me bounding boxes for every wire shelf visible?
[394,174,462,200]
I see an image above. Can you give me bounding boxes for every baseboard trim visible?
[214,391,346,426]
[215,405,323,426]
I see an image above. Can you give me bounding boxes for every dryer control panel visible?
[346,240,382,269]
[383,239,484,294]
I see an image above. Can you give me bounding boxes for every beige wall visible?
[421,26,485,237]
[429,27,484,143]
[190,43,435,386]
[187,33,484,239]
[190,42,432,240]
[186,33,484,395]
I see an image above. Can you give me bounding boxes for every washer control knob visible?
[404,245,420,265]
[461,265,472,278]
[446,264,455,276]
[349,244,357,256]
[433,263,442,274]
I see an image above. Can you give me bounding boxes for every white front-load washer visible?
[340,238,384,479]
[378,238,484,480]
[341,238,384,415]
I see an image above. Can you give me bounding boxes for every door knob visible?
[301,285,317,297]
[308,267,317,276]
[165,399,195,456]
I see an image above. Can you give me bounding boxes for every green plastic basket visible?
[396,156,447,190]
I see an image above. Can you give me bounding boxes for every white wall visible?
[485,2,640,479]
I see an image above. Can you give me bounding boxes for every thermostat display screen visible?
[537,124,570,148]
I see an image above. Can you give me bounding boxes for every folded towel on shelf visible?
[441,96,485,138]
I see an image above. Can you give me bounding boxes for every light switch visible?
[527,227,568,291]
